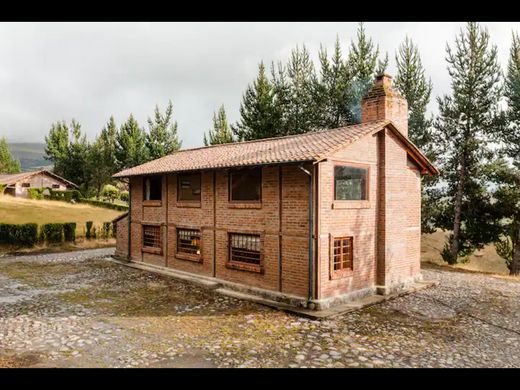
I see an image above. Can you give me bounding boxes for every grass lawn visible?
[0,195,125,232]
[422,230,509,275]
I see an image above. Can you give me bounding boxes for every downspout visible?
[127,178,132,262]
[299,164,314,304]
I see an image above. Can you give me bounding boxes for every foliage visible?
[0,184,6,194]
[101,184,119,203]
[102,222,112,239]
[27,188,45,200]
[115,114,149,170]
[0,137,21,174]
[145,100,182,160]
[119,190,129,203]
[40,223,64,244]
[78,198,129,211]
[431,22,502,263]
[0,223,38,246]
[85,221,94,240]
[204,105,234,145]
[48,189,81,202]
[63,222,77,243]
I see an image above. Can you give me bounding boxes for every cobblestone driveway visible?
[1,248,519,368]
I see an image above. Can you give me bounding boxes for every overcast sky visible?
[1,22,520,148]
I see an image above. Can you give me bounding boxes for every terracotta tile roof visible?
[113,120,391,178]
[0,170,78,188]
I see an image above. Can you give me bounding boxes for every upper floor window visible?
[143,176,162,201]
[22,183,31,188]
[51,184,60,189]
[229,167,261,202]
[178,173,201,201]
[334,165,368,201]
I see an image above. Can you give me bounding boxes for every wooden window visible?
[177,173,201,201]
[229,168,261,202]
[228,233,261,265]
[143,225,161,249]
[143,176,162,201]
[177,228,201,255]
[334,165,368,200]
[22,183,31,188]
[51,184,60,189]
[333,237,353,272]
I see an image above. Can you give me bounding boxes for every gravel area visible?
[0,249,519,368]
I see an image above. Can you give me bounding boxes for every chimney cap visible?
[375,73,393,86]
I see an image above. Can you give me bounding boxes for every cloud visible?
[1,22,519,147]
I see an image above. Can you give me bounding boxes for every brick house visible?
[0,169,78,198]
[113,74,437,310]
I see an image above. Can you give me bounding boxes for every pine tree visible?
[394,37,434,150]
[315,37,356,128]
[44,121,70,177]
[503,32,520,166]
[281,45,320,135]
[433,22,502,264]
[490,31,520,275]
[204,105,234,145]
[232,62,280,141]
[88,116,118,198]
[0,138,21,174]
[348,22,384,122]
[116,114,149,170]
[145,100,182,160]
[394,37,437,234]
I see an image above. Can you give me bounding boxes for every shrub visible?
[41,223,63,244]
[102,184,119,203]
[119,190,129,203]
[27,188,45,200]
[78,198,128,211]
[0,223,38,246]
[0,184,6,194]
[102,222,112,239]
[112,221,117,238]
[63,222,76,243]
[86,221,93,240]
[48,189,82,202]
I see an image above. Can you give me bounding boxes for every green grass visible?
[0,195,125,228]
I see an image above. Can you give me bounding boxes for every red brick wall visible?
[317,134,379,299]
[123,164,310,298]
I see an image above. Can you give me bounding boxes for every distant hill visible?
[7,143,51,172]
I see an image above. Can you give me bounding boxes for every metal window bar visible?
[177,229,201,254]
[229,234,261,265]
[143,226,161,248]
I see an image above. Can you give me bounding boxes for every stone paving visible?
[0,249,519,368]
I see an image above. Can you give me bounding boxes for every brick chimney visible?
[361,74,408,137]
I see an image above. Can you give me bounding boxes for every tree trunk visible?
[450,157,466,262]
[511,222,520,276]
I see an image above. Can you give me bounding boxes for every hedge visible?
[40,223,63,244]
[0,223,38,246]
[63,222,76,243]
[48,189,82,202]
[79,198,129,211]
[27,188,45,200]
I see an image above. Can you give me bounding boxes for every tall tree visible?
[433,22,502,263]
[348,22,384,122]
[394,37,437,234]
[314,37,355,128]
[44,121,70,178]
[232,62,280,141]
[88,116,118,198]
[116,114,149,170]
[394,36,434,150]
[0,138,21,174]
[204,105,234,146]
[490,32,520,275]
[145,100,182,160]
